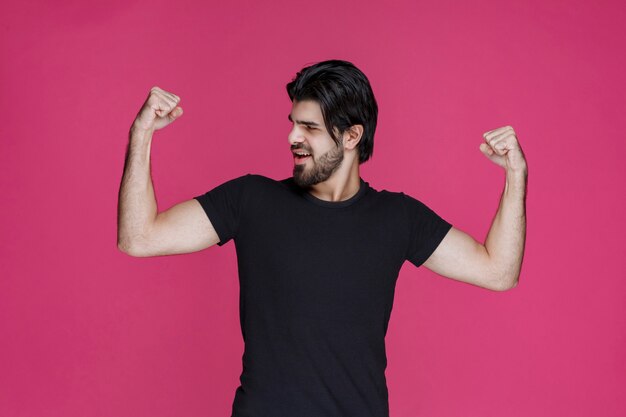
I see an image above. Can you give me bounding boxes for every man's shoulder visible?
[366,181,406,201]
[244,173,289,185]
[225,173,277,183]
[232,173,294,193]
[366,183,436,214]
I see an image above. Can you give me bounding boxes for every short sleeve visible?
[402,193,453,267]
[193,174,251,246]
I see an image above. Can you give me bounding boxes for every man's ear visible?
[342,124,364,150]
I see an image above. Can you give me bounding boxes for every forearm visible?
[484,169,527,288]
[117,126,158,252]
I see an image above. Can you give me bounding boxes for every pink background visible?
[1,0,624,416]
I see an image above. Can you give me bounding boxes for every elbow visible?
[485,259,520,291]
[117,239,128,253]
[492,274,519,291]
[117,230,133,255]
[118,226,154,257]
[117,240,135,256]
[117,239,148,257]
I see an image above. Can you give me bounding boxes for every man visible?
[117,59,527,416]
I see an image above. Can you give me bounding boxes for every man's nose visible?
[288,125,305,146]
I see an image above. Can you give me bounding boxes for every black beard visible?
[293,145,344,188]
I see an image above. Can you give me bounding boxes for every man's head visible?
[286,60,378,186]
[288,99,346,187]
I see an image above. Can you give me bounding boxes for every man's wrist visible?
[506,166,528,180]
[129,123,154,141]
[505,168,528,195]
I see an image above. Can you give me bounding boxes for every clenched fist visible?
[479,125,527,174]
[132,86,183,133]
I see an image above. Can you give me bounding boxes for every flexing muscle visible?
[117,86,220,257]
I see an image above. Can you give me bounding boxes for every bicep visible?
[422,226,503,291]
[130,199,220,257]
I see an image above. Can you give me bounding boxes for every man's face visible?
[288,99,344,187]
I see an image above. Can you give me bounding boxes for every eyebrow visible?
[288,113,321,127]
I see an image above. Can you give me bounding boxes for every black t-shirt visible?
[194,174,452,417]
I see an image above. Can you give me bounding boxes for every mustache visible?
[291,146,312,152]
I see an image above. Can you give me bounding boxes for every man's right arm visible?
[117,87,221,257]
[117,126,220,257]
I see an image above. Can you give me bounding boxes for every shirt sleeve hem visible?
[193,195,230,246]
[412,221,453,267]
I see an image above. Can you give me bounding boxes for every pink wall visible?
[1,0,624,416]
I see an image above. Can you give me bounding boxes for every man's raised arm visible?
[117,86,220,257]
[423,126,527,291]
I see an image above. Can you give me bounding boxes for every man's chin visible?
[293,175,309,188]
[293,171,316,188]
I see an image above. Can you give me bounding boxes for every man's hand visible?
[479,126,527,174]
[132,86,184,133]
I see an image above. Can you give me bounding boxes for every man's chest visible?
[234,202,409,323]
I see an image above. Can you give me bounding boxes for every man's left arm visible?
[423,126,528,291]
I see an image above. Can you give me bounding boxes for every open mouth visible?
[293,152,312,164]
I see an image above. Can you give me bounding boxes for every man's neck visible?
[307,163,361,202]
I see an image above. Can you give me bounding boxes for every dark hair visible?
[286,59,378,164]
